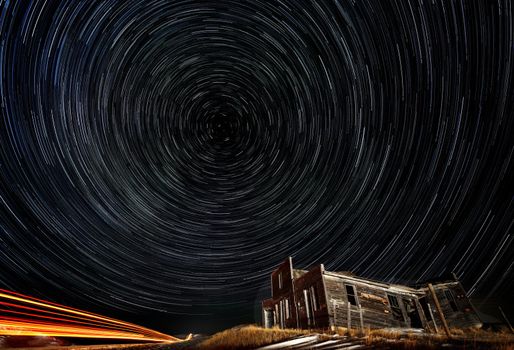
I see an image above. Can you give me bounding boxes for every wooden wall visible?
[267,258,298,329]
[271,257,294,299]
[263,259,481,332]
[323,273,428,329]
[428,282,482,329]
[325,274,389,329]
[294,265,329,328]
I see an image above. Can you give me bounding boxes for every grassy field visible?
[197,325,309,350]
[197,324,514,350]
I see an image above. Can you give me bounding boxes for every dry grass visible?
[451,327,514,349]
[329,325,514,349]
[197,325,308,350]
[364,326,514,349]
[197,324,514,350]
[333,326,367,337]
[369,328,403,339]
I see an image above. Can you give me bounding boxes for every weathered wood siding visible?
[428,282,482,329]
[294,265,329,328]
[324,274,388,329]
[323,273,426,329]
[266,258,299,329]
[271,258,294,299]
[263,258,481,332]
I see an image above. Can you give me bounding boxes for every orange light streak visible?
[0,289,191,343]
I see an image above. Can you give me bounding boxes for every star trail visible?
[0,0,513,334]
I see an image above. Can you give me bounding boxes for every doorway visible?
[402,298,423,328]
[264,308,275,328]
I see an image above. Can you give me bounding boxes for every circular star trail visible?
[0,0,513,332]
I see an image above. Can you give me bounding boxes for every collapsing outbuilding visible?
[262,258,482,332]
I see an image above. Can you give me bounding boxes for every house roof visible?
[324,270,421,294]
[413,273,459,288]
[279,258,461,294]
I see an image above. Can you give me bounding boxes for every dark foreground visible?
[2,325,513,350]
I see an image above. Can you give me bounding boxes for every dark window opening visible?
[419,296,432,321]
[403,298,423,328]
[278,272,283,289]
[388,294,399,307]
[345,284,357,306]
[445,289,458,312]
[387,294,403,321]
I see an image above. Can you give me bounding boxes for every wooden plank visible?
[428,283,451,337]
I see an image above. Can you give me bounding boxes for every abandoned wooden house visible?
[262,257,482,333]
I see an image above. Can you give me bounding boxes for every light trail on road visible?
[0,289,190,343]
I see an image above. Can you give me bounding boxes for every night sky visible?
[0,0,513,335]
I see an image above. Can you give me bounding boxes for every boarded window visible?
[345,284,357,305]
[387,294,404,321]
[444,289,458,312]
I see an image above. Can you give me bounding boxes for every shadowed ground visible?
[2,326,513,350]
